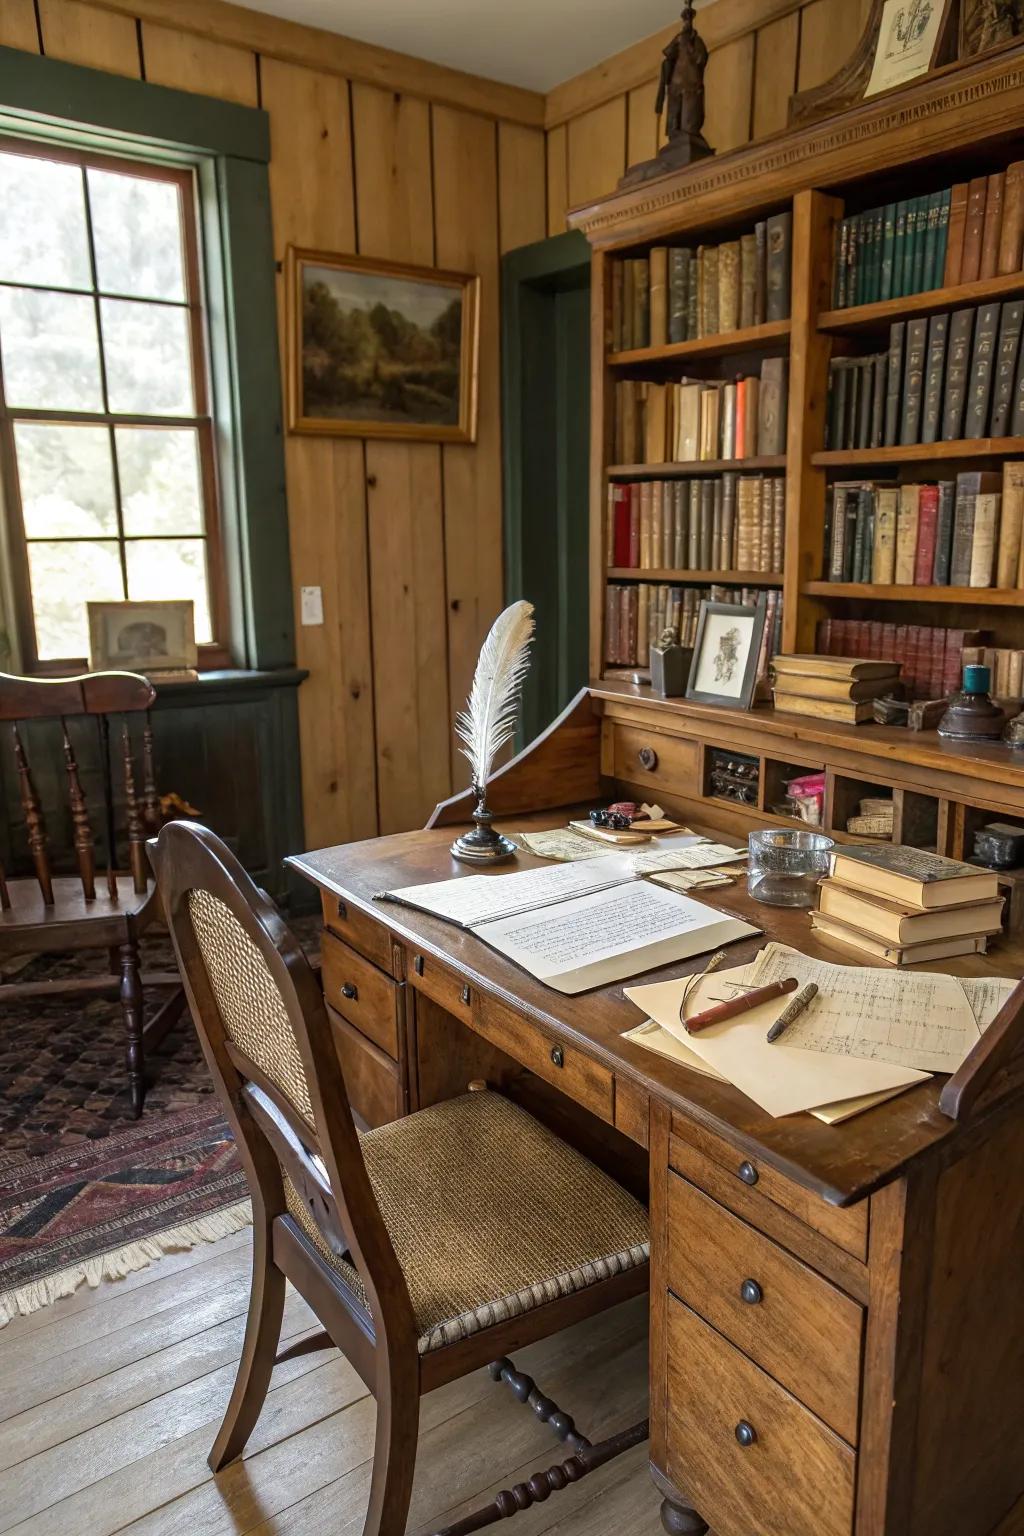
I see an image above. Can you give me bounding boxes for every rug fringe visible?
[0,1197,253,1329]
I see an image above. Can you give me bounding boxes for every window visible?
[0,139,226,669]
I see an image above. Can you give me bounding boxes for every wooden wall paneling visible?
[497,123,546,255]
[0,0,39,49]
[626,81,659,173]
[546,123,569,236]
[567,96,627,210]
[352,84,452,833]
[37,0,140,74]
[431,104,504,789]
[261,56,378,847]
[797,0,875,92]
[753,12,800,140]
[140,22,258,106]
[704,33,756,155]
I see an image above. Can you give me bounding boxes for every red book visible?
[832,618,849,656]
[735,379,747,462]
[816,618,832,655]
[914,486,939,585]
[927,626,947,698]
[628,486,640,568]
[880,622,897,662]
[868,620,884,659]
[906,625,928,698]
[612,485,631,567]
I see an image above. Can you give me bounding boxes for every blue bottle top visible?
[963,664,991,696]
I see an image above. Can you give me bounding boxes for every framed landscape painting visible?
[286,247,480,442]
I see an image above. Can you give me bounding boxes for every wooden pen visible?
[684,976,799,1034]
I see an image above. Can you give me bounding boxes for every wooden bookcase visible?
[571,42,1024,680]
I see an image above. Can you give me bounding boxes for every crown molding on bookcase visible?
[569,45,1024,247]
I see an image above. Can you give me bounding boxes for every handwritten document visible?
[380,855,633,929]
[746,943,1013,1073]
[516,829,615,862]
[482,883,758,994]
[631,843,747,875]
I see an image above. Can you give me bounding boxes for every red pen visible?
[684,977,799,1035]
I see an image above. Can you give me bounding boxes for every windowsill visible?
[151,666,308,696]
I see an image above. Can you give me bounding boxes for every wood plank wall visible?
[545,0,875,231]
[1,0,873,849]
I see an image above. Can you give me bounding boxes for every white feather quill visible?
[455,600,535,789]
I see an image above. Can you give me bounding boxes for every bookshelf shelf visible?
[802,582,1024,606]
[608,456,786,479]
[609,568,783,585]
[608,319,791,367]
[813,438,1024,468]
[817,272,1024,334]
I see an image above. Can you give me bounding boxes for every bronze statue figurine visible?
[621,4,714,188]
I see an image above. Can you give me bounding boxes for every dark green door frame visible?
[0,45,292,671]
[502,230,591,744]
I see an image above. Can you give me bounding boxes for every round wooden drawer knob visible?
[740,1278,763,1305]
[637,746,658,772]
[738,1160,759,1186]
[734,1420,758,1448]
[341,983,358,1001]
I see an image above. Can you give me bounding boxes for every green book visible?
[870,207,885,303]
[930,188,952,291]
[910,197,928,294]
[893,201,910,298]
[921,191,943,294]
[880,202,897,302]
[845,212,861,309]
[857,213,874,306]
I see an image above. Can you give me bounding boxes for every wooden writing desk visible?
[290,691,1024,1536]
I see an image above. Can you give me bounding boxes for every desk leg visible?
[660,1495,708,1535]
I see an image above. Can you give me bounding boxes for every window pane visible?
[15,423,117,537]
[87,168,186,301]
[116,427,203,535]
[0,151,91,289]
[0,288,103,411]
[101,299,193,415]
[27,540,123,660]
[126,538,211,642]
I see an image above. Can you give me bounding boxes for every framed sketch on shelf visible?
[285,247,480,443]
[88,600,197,678]
[960,0,1024,59]
[685,598,767,711]
[865,0,957,96]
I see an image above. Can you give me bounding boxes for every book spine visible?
[721,473,737,570]
[702,245,719,337]
[980,172,1005,281]
[950,473,980,586]
[921,192,942,293]
[942,308,975,441]
[834,218,849,309]
[668,248,687,345]
[931,188,952,290]
[969,492,1000,586]
[719,241,740,334]
[892,203,908,297]
[914,486,939,584]
[856,358,874,450]
[765,211,793,322]
[999,461,1024,587]
[900,318,929,445]
[611,262,624,350]
[965,302,1001,439]
[753,221,767,326]
[999,161,1024,275]
[944,182,969,285]
[739,234,757,329]
[932,480,955,585]
[688,482,701,568]
[921,313,949,446]
[757,358,788,456]
[895,485,920,584]
[828,487,846,580]
[880,202,897,302]
[990,300,1024,438]
[874,487,898,583]
[910,197,928,294]
[842,489,859,580]
[884,322,905,448]
[870,353,887,450]
[632,258,650,349]
[622,264,635,351]
[960,176,988,284]
[674,482,688,569]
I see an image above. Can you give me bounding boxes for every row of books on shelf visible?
[605,584,782,669]
[611,212,792,351]
[815,618,983,701]
[822,465,1024,588]
[824,300,1024,452]
[830,166,1024,311]
[606,474,785,574]
[614,361,788,465]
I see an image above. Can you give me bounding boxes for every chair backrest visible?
[149,819,414,1341]
[0,670,157,908]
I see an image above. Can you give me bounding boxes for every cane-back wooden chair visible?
[0,670,185,1116]
[150,820,651,1536]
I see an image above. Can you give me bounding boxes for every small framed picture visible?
[285,247,480,443]
[88,600,197,674]
[685,599,767,711]
[959,0,1024,59]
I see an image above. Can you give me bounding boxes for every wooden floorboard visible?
[0,1234,659,1536]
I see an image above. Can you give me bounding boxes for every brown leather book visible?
[944,182,969,285]
[648,247,668,349]
[701,245,719,337]
[960,176,988,284]
[718,241,740,334]
[757,358,788,455]
[998,161,1024,275]
[739,234,757,329]
[980,172,1005,281]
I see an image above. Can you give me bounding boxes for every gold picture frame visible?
[285,247,480,443]
[87,600,197,674]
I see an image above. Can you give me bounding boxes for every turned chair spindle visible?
[62,718,96,901]
[12,722,54,905]
[122,722,148,896]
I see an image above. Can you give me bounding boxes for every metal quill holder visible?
[450,600,535,866]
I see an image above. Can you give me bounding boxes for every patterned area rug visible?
[0,917,319,1326]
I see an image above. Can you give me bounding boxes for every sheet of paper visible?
[480,883,759,995]
[649,869,737,894]
[631,843,747,875]
[746,943,985,1073]
[380,853,633,928]
[959,976,1019,1033]
[516,829,615,862]
[626,965,929,1117]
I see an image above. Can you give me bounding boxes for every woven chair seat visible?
[284,1090,649,1355]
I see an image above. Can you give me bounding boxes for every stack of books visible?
[614,360,789,464]
[612,212,792,349]
[816,619,983,700]
[824,300,1024,452]
[846,796,894,838]
[772,654,901,723]
[822,464,1024,590]
[606,473,785,573]
[811,846,1004,966]
[829,164,1024,311]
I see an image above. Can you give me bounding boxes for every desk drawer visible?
[475,994,615,1125]
[610,724,700,797]
[408,950,474,1024]
[321,932,401,1059]
[670,1116,868,1261]
[327,1004,404,1129]
[666,1298,855,1536]
[667,1173,862,1444]
[320,892,394,973]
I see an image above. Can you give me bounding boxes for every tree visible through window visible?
[0,140,224,668]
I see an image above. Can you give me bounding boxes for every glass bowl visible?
[747,828,835,908]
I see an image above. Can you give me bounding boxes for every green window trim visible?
[0,45,292,671]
